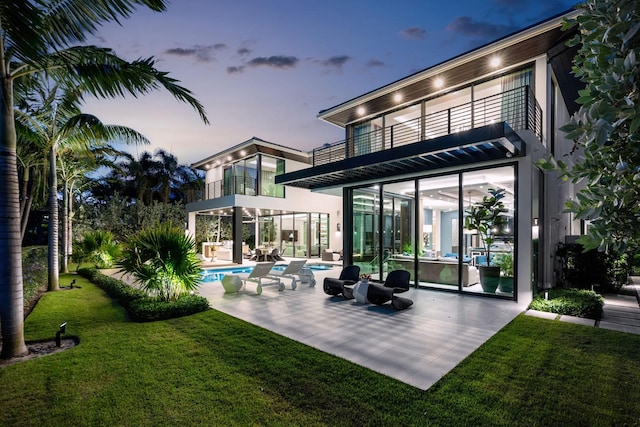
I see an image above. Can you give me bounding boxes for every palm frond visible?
[38,0,167,48]
[36,46,209,124]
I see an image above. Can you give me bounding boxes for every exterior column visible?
[232,206,243,264]
[187,211,196,238]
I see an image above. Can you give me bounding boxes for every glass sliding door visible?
[294,213,307,257]
[309,213,328,257]
[417,174,461,289]
[381,181,415,282]
[352,187,380,277]
[462,166,515,296]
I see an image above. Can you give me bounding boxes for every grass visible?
[1,273,639,426]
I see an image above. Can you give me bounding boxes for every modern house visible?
[186,137,342,264]
[276,8,584,302]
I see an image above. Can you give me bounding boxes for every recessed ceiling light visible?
[357,106,366,116]
[490,56,502,68]
[434,78,444,89]
[393,93,402,103]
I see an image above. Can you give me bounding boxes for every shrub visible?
[78,268,209,321]
[529,288,604,320]
[119,222,201,302]
[22,246,48,310]
[556,243,630,292]
[74,231,121,269]
[129,294,210,322]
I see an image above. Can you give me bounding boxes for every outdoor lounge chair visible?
[236,262,284,293]
[267,259,307,289]
[267,248,285,262]
[367,270,413,310]
[323,265,360,297]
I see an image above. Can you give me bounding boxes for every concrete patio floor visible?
[198,263,528,390]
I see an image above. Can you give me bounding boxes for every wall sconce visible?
[336,223,341,232]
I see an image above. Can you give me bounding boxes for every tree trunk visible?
[0,74,28,358]
[61,180,69,273]
[47,146,59,291]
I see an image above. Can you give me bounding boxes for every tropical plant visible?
[75,230,121,269]
[538,0,640,253]
[0,0,208,359]
[118,222,202,302]
[494,252,514,277]
[464,188,508,267]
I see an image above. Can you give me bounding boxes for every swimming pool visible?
[200,263,333,283]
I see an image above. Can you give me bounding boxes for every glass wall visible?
[257,212,328,258]
[348,165,516,298]
[381,182,415,282]
[462,166,515,297]
[261,155,285,197]
[352,187,380,277]
[309,213,328,257]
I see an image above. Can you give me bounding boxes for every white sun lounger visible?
[267,259,307,290]
[236,262,283,293]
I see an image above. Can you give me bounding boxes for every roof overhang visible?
[318,8,580,127]
[191,136,310,171]
[276,123,524,190]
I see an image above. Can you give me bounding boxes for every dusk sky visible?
[82,0,578,166]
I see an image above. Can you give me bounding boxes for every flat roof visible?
[318,8,579,127]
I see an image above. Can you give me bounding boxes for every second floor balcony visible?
[312,85,542,167]
[205,176,284,200]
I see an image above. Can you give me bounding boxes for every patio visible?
[198,263,528,390]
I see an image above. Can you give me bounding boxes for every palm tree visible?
[16,79,150,289]
[0,1,208,358]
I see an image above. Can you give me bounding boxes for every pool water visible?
[200,264,333,283]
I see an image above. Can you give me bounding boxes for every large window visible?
[347,165,516,298]
[261,155,285,197]
[352,187,381,278]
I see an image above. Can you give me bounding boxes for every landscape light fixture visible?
[55,322,67,347]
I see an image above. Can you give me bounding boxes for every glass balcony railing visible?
[206,176,257,199]
[312,85,542,167]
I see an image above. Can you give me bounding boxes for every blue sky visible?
[83,0,578,165]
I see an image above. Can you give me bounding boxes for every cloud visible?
[226,55,299,74]
[164,44,227,62]
[246,55,299,69]
[446,16,518,40]
[366,59,384,67]
[318,55,351,69]
[399,27,427,40]
[227,65,244,74]
[237,47,251,56]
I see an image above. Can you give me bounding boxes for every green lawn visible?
[1,274,639,426]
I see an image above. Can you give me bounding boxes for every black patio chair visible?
[323,265,360,297]
[267,248,285,262]
[251,248,266,262]
[367,270,413,310]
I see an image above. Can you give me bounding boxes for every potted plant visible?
[464,188,508,293]
[494,252,514,293]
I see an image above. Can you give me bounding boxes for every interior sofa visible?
[390,255,479,286]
